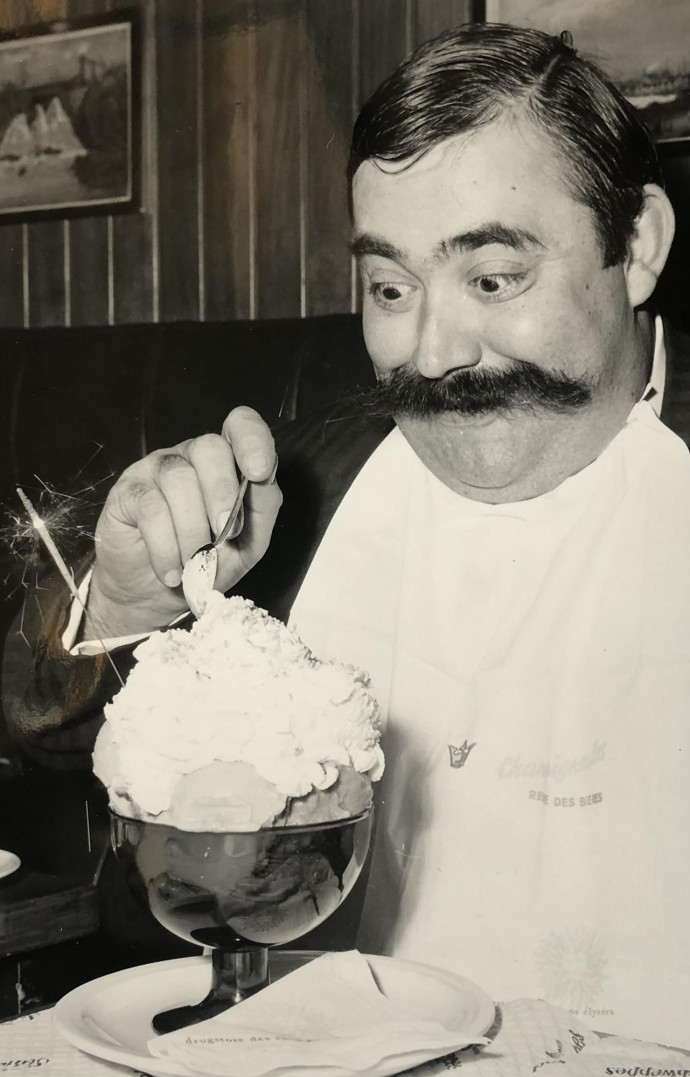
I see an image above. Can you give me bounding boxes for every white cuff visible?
[61,568,157,656]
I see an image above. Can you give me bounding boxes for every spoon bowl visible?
[182,476,248,616]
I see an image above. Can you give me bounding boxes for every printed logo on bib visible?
[498,740,606,782]
[448,740,477,769]
[535,929,610,1016]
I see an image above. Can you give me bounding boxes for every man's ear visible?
[623,184,675,308]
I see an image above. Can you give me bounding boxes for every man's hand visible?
[84,407,281,640]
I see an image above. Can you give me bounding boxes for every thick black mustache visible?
[355,362,593,418]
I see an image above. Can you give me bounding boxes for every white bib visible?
[289,402,690,1047]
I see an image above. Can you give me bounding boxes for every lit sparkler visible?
[16,487,82,604]
[13,485,124,688]
[1,462,111,598]
[0,478,97,646]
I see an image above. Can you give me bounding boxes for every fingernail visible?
[164,569,182,588]
[246,451,269,477]
[215,510,231,537]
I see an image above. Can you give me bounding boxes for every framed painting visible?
[0,8,140,223]
[484,0,690,145]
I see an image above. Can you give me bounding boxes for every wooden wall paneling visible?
[111,209,153,324]
[413,0,475,44]
[0,0,67,28]
[27,221,66,326]
[66,0,110,15]
[303,0,354,316]
[0,228,26,328]
[0,0,487,331]
[65,0,111,325]
[357,0,412,106]
[68,218,109,325]
[156,0,200,322]
[202,0,253,323]
[111,0,155,324]
[254,0,303,319]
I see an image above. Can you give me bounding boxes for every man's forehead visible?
[351,132,472,206]
[352,116,576,201]
[359,128,476,174]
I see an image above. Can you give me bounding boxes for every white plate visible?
[0,850,21,880]
[54,951,496,1077]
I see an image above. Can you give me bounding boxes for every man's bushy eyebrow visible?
[351,234,405,261]
[443,224,545,254]
[351,223,545,264]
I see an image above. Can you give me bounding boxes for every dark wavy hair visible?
[348,23,662,267]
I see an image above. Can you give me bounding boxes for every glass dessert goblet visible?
[110,808,372,1033]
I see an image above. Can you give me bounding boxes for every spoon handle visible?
[214,476,249,546]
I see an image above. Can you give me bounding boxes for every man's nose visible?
[412,297,481,378]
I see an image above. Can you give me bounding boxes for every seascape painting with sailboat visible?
[0,19,133,218]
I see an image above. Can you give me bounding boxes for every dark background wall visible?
[0,0,687,330]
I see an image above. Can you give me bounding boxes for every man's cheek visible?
[481,306,556,368]
[364,315,413,374]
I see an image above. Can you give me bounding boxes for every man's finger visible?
[220,479,282,572]
[214,478,282,591]
[122,479,183,588]
[222,406,277,482]
[154,453,212,565]
[185,432,241,538]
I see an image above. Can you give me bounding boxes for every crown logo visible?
[448,740,477,769]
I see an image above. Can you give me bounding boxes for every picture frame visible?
[483,0,690,148]
[0,8,141,224]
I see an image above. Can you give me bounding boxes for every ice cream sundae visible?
[100,589,380,1025]
[93,592,384,831]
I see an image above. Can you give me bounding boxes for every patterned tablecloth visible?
[2,995,689,1077]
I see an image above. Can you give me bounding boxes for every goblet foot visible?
[152,947,269,1034]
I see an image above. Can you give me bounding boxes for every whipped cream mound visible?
[94,592,384,830]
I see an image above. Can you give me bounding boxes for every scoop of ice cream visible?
[94,593,384,830]
[168,761,289,831]
[280,765,374,826]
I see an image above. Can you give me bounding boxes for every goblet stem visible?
[211,946,270,1004]
[152,946,269,1034]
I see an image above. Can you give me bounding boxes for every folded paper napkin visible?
[147,949,490,1076]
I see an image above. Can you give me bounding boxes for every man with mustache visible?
[5,23,690,1045]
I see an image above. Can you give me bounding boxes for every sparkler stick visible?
[16,487,81,603]
[16,486,125,687]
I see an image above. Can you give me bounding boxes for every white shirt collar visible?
[640,314,666,417]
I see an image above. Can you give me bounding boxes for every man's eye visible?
[368,281,414,310]
[470,273,527,301]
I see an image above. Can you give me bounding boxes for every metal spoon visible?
[181,456,278,617]
[182,476,249,617]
